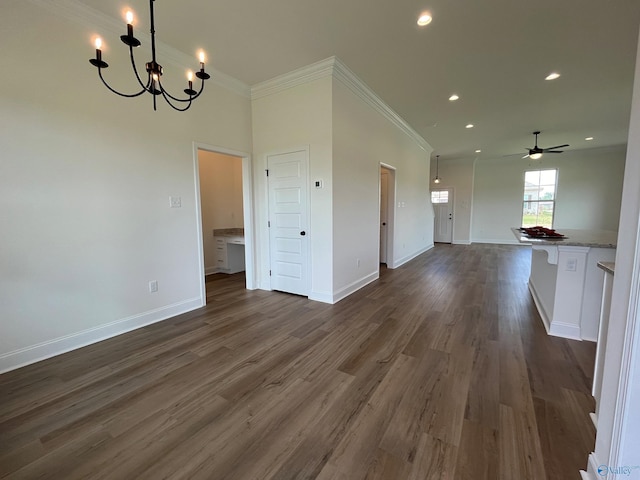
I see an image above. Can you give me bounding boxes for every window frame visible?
[522,168,558,228]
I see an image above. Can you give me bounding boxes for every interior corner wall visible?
[429,157,475,244]
[198,151,244,274]
[471,146,627,244]
[0,2,253,372]
[332,79,434,300]
[251,77,334,299]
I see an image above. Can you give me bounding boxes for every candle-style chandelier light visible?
[89,0,210,111]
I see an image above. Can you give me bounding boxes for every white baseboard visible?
[0,297,203,374]
[528,281,552,334]
[391,243,434,269]
[309,270,380,304]
[204,266,220,275]
[580,453,603,480]
[330,271,379,304]
[549,320,582,341]
[308,290,334,304]
[453,240,472,245]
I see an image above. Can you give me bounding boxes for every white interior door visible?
[432,188,453,243]
[380,169,389,263]
[267,150,309,296]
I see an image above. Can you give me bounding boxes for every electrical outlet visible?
[169,196,181,208]
[149,280,158,293]
[566,258,578,272]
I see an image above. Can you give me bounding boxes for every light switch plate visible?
[169,196,181,208]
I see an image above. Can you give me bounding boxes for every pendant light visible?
[433,155,441,184]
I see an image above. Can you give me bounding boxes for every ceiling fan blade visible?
[522,154,530,159]
[543,144,569,151]
[545,150,564,153]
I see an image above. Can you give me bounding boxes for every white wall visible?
[332,78,433,299]
[251,76,334,298]
[198,151,244,274]
[471,146,626,244]
[0,2,252,371]
[429,157,475,244]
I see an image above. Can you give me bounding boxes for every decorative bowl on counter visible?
[519,226,566,239]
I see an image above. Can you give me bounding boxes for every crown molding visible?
[27,0,250,98]
[251,57,336,100]
[331,58,431,152]
[251,57,431,152]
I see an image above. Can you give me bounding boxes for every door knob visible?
[300,231,306,236]
[382,222,387,226]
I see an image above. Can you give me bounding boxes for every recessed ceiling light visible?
[475,149,481,153]
[417,13,432,26]
[585,137,594,141]
[545,72,561,80]
[449,94,459,101]
[466,124,474,129]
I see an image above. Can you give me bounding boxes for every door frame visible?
[432,186,454,244]
[193,142,256,305]
[380,163,396,268]
[265,146,311,294]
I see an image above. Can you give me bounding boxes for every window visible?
[431,190,449,204]
[522,169,557,228]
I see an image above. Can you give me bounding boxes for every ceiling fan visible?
[523,131,569,159]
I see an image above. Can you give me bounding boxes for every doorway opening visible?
[379,164,396,267]
[194,143,255,305]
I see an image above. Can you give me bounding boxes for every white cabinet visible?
[213,236,245,274]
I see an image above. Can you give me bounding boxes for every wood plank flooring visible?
[0,244,596,479]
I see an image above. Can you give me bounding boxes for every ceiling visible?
[79,0,640,161]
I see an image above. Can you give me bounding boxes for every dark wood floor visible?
[0,244,596,479]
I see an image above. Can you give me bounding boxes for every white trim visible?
[548,320,582,340]
[391,244,434,269]
[528,281,552,334]
[453,240,472,245]
[609,220,640,467]
[316,271,379,305]
[0,298,201,374]
[251,57,431,153]
[251,57,335,99]
[28,0,250,98]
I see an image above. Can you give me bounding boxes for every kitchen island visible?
[512,228,617,341]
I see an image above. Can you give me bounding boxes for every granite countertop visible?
[597,261,615,275]
[213,228,244,237]
[511,228,617,248]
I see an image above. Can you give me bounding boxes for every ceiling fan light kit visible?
[522,131,569,160]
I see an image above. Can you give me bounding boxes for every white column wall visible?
[331,80,433,300]
[251,77,334,298]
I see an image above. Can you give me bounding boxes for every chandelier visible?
[89,0,210,111]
